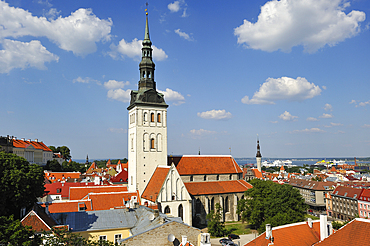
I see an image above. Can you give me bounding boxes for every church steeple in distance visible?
[256,135,262,172]
[127,8,167,111]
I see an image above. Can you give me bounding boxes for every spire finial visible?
[144,2,150,41]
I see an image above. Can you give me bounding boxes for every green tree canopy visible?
[0,152,45,218]
[48,146,71,160]
[237,179,307,233]
[206,203,228,237]
[0,215,41,246]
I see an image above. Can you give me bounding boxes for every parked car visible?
[228,234,240,240]
[219,238,233,246]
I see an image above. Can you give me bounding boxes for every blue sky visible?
[1,0,369,159]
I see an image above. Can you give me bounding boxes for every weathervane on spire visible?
[145,2,148,15]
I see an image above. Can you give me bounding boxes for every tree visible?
[45,159,62,172]
[206,203,227,237]
[237,179,307,233]
[0,152,45,219]
[0,215,41,246]
[61,160,86,173]
[48,146,71,161]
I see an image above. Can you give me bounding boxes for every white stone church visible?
[127,13,252,227]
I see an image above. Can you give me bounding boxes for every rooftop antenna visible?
[198,147,200,155]
[229,147,231,155]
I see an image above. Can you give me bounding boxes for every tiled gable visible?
[184,180,252,195]
[172,155,242,175]
[141,166,170,202]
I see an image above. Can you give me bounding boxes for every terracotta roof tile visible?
[13,139,52,152]
[252,169,263,178]
[88,191,140,210]
[44,171,81,183]
[332,186,362,199]
[245,221,321,246]
[142,166,170,202]
[69,185,127,200]
[173,155,242,175]
[184,180,252,196]
[42,200,92,213]
[314,218,370,245]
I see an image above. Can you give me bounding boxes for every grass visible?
[305,214,319,220]
[224,221,252,235]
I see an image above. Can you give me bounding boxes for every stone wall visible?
[120,221,201,246]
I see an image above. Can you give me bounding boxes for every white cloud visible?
[0,39,59,73]
[197,110,232,120]
[174,29,194,41]
[44,8,61,21]
[291,128,325,133]
[109,38,168,61]
[107,88,131,103]
[190,129,217,136]
[319,113,333,118]
[242,77,321,104]
[103,80,130,90]
[307,117,318,121]
[0,2,112,56]
[330,122,342,126]
[270,121,278,124]
[234,0,366,53]
[279,111,298,121]
[73,76,100,84]
[324,103,333,111]
[362,124,370,128]
[358,100,370,107]
[349,99,357,104]
[168,1,182,12]
[158,88,185,105]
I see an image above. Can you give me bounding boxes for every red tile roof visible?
[141,166,170,202]
[44,182,95,199]
[88,191,140,210]
[244,221,321,246]
[111,169,128,183]
[332,186,362,199]
[21,208,57,232]
[86,162,97,174]
[13,139,52,152]
[184,180,252,196]
[359,188,370,201]
[314,218,370,245]
[69,185,127,200]
[174,155,242,175]
[252,169,263,179]
[44,171,81,183]
[42,200,92,213]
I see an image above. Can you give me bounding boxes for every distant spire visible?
[256,135,262,158]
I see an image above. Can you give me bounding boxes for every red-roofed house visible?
[44,171,81,184]
[358,188,370,218]
[21,204,58,232]
[331,186,362,221]
[12,138,53,165]
[69,185,128,200]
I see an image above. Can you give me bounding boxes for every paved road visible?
[210,233,259,246]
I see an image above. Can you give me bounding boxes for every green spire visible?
[144,13,150,41]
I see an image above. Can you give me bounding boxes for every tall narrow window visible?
[151,138,155,149]
[178,204,183,220]
[144,112,148,122]
[216,175,219,181]
[164,206,171,214]
[196,199,202,214]
[157,113,161,123]
[151,113,154,122]
[225,196,229,212]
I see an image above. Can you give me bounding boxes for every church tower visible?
[256,137,262,172]
[127,11,168,194]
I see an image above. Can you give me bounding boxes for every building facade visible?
[331,186,362,221]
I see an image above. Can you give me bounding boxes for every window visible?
[196,199,202,214]
[164,206,171,214]
[56,188,61,193]
[216,175,219,181]
[204,175,206,181]
[144,112,148,122]
[157,113,161,122]
[190,175,193,182]
[99,235,107,241]
[114,234,122,244]
[225,196,229,212]
[151,113,154,122]
[150,138,155,149]
[178,204,183,220]
[229,174,232,180]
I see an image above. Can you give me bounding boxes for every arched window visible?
[144,112,148,122]
[178,204,183,220]
[157,113,161,123]
[164,206,170,214]
[150,138,155,149]
[211,197,215,212]
[196,198,202,214]
[143,133,149,151]
[225,196,229,212]
[151,113,154,122]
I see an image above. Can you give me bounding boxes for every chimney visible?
[320,214,328,241]
[35,139,38,142]
[27,139,31,142]
[307,217,313,228]
[154,209,159,218]
[265,224,272,239]
[181,236,187,246]
[21,138,25,141]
